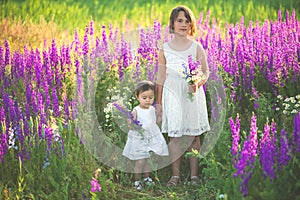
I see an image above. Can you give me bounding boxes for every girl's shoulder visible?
[161,42,169,50]
[132,106,139,113]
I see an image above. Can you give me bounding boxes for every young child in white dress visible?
[122,80,169,190]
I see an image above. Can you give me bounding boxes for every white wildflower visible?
[111,95,120,101]
[284,97,290,102]
[290,97,296,103]
[283,110,288,114]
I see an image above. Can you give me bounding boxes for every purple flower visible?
[0,46,4,69]
[90,178,101,193]
[112,102,142,127]
[233,113,258,196]
[52,87,60,117]
[63,96,70,121]
[0,133,8,162]
[82,26,90,56]
[249,114,258,157]
[278,129,291,170]
[0,106,5,122]
[35,48,42,88]
[259,122,276,180]
[73,30,81,55]
[50,39,59,67]
[229,114,240,157]
[292,112,300,152]
[89,20,94,36]
[37,92,46,124]
[44,126,53,154]
[5,40,10,66]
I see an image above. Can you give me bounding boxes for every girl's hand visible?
[197,79,206,88]
[155,104,162,119]
[189,83,197,93]
[155,104,162,123]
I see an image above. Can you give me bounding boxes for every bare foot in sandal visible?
[166,176,181,187]
[190,176,200,185]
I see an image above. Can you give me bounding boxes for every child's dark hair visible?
[135,81,155,97]
[169,5,196,36]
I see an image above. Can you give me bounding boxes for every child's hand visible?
[127,118,134,130]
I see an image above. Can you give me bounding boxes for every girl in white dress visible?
[156,5,210,186]
[122,80,169,190]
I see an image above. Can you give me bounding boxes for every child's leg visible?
[169,137,183,177]
[134,159,146,181]
[188,136,201,178]
[142,158,151,178]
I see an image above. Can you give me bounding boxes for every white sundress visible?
[162,41,211,137]
[122,106,169,160]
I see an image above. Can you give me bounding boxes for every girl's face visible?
[136,89,154,109]
[173,11,191,36]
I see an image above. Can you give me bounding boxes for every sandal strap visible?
[190,176,200,185]
[166,176,181,186]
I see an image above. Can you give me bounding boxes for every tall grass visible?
[1,0,299,50]
[2,0,300,29]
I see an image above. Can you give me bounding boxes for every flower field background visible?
[1,0,300,199]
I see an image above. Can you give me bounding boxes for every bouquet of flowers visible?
[179,55,207,101]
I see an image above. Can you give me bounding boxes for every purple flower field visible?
[0,9,300,198]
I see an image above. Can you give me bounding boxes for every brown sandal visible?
[166,176,181,187]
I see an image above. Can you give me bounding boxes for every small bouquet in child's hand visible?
[179,55,207,101]
[112,102,144,137]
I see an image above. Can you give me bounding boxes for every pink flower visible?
[90,178,101,193]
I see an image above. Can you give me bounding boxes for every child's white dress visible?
[122,106,169,160]
[162,41,211,137]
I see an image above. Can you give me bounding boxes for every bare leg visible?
[169,137,183,177]
[134,159,146,181]
[188,136,201,177]
[143,158,151,178]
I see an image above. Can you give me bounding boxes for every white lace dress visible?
[122,106,169,160]
[161,41,211,137]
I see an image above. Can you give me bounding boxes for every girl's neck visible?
[172,35,190,44]
[169,36,192,51]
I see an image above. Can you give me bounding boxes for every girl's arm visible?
[156,47,166,115]
[132,109,137,121]
[128,109,137,130]
[196,43,210,87]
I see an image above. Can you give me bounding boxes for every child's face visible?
[136,89,154,109]
[173,11,191,36]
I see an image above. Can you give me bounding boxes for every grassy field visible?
[1,0,300,50]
